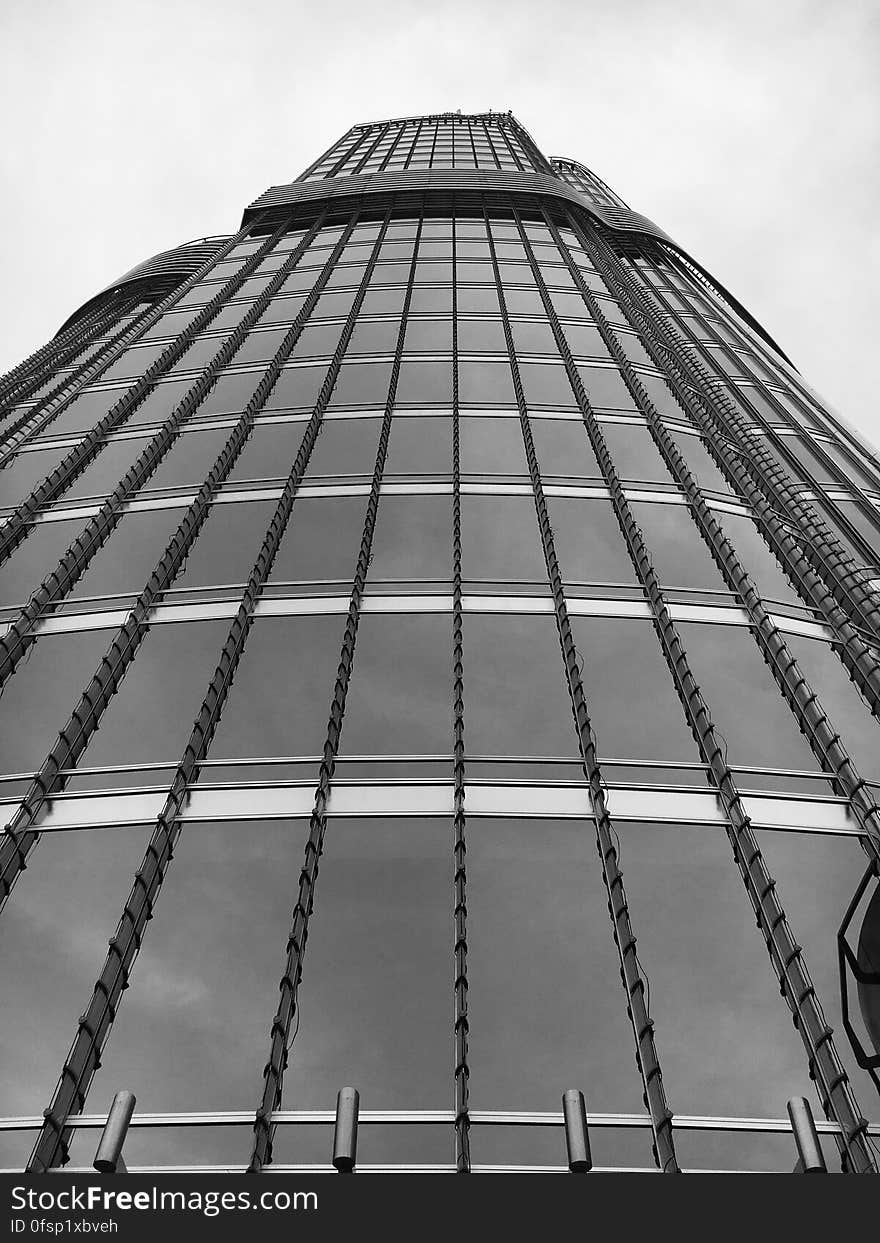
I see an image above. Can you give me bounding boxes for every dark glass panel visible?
[196,371,263,418]
[503,289,543,315]
[83,819,311,1133]
[348,320,401,354]
[777,436,838,486]
[368,495,452,580]
[174,500,276,588]
[370,263,411,285]
[463,617,576,755]
[141,427,230,493]
[615,331,654,368]
[559,321,608,359]
[409,286,452,314]
[509,320,557,354]
[530,416,599,477]
[0,823,159,1159]
[167,335,228,374]
[785,635,880,779]
[100,343,167,383]
[458,360,516,405]
[519,363,576,407]
[384,416,451,474]
[549,290,591,319]
[456,286,499,314]
[0,516,89,607]
[226,419,306,483]
[714,512,800,604]
[401,318,453,352]
[460,416,527,474]
[283,817,449,1110]
[668,430,733,495]
[394,360,453,405]
[676,622,821,771]
[0,629,113,774]
[360,288,406,316]
[269,496,365,583]
[467,818,644,1114]
[572,618,696,760]
[329,362,393,407]
[73,621,230,771]
[234,327,290,365]
[601,422,671,483]
[313,290,357,318]
[327,263,370,287]
[340,616,450,754]
[207,614,347,758]
[30,388,120,438]
[256,294,307,326]
[618,821,816,1122]
[123,379,194,428]
[141,308,201,340]
[304,417,380,477]
[549,497,637,585]
[69,507,186,601]
[265,365,326,410]
[461,497,545,581]
[62,436,151,502]
[628,500,726,590]
[1,447,69,506]
[577,366,635,409]
[638,373,684,418]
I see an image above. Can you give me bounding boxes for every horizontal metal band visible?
[12,593,832,642]
[0,779,856,836]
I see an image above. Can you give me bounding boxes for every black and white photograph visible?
[0,0,878,1229]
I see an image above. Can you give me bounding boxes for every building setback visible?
[1,112,880,1174]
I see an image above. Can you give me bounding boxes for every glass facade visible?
[2,111,880,1176]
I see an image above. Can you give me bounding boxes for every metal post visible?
[332,1088,359,1173]
[93,1091,136,1174]
[562,1090,592,1173]
[787,1097,827,1173]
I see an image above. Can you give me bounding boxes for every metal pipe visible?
[332,1089,360,1173]
[562,1091,592,1173]
[787,1097,827,1173]
[93,1092,136,1174]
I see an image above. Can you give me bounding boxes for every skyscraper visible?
[1,111,879,1175]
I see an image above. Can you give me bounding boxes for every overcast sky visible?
[2,0,878,447]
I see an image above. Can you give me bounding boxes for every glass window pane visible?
[461,496,545,582]
[578,366,634,410]
[73,621,229,772]
[460,416,527,474]
[283,817,449,1109]
[340,616,450,754]
[519,363,576,407]
[601,422,670,483]
[35,389,120,438]
[395,360,452,405]
[69,507,185,601]
[572,618,696,760]
[196,372,263,419]
[668,430,733,495]
[0,517,89,608]
[2,447,70,507]
[0,629,113,774]
[785,635,880,778]
[142,427,230,493]
[305,417,380,477]
[464,615,575,756]
[384,416,451,474]
[467,817,644,1119]
[208,614,347,759]
[265,365,326,410]
[459,361,516,405]
[269,497,365,583]
[677,622,821,772]
[715,512,801,605]
[368,495,452,581]
[63,436,151,502]
[234,328,289,365]
[329,362,392,407]
[175,500,276,590]
[227,420,307,483]
[628,501,727,590]
[531,417,599,477]
[549,497,637,585]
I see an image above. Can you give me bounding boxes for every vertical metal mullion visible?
[399,119,422,171]
[495,118,525,172]
[352,123,391,175]
[530,208,878,1173]
[571,214,880,643]
[450,205,470,1174]
[466,118,479,167]
[0,218,282,559]
[0,215,345,916]
[248,199,428,1174]
[24,208,372,1174]
[428,120,440,170]
[483,203,680,1174]
[0,215,325,695]
[323,127,370,179]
